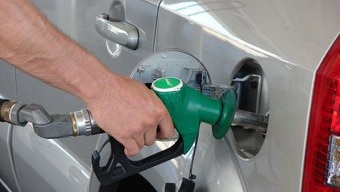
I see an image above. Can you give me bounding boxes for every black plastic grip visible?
[91,125,105,135]
[92,136,184,186]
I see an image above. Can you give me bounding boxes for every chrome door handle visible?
[95,14,139,50]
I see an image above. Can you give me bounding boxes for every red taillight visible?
[303,35,340,192]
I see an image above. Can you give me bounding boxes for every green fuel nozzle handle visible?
[92,77,236,185]
[151,77,237,154]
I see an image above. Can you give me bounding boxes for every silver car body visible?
[0,0,339,192]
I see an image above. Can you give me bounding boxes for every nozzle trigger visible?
[92,135,184,186]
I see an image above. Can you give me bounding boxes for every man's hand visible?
[86,75,175,156]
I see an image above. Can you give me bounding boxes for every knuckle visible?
[144,116,157,128]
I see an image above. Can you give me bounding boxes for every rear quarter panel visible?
[153,0,340,191]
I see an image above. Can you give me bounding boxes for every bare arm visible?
[0,0,174,156]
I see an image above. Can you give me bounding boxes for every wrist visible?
[65,52,119,105]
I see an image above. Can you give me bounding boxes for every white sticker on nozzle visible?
[151,77,183,92]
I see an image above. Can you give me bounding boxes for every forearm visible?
[0,0,113,103]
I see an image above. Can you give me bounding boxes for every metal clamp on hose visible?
[0,99,18,124]
[0,99,11,122]
[70,108,103,137]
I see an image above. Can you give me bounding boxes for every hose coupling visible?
[0,100,19,124]
[70,108,100,136]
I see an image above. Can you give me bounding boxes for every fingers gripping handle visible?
[92,136,184,185]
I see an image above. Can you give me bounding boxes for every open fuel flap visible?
[130,51,217,96]
[130,50,236,102]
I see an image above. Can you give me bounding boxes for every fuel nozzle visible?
[92,77,237,185]
[151,77,236,153]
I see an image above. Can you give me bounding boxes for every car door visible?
[10,0,161,191]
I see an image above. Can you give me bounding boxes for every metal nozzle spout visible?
[232,109,269,132]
